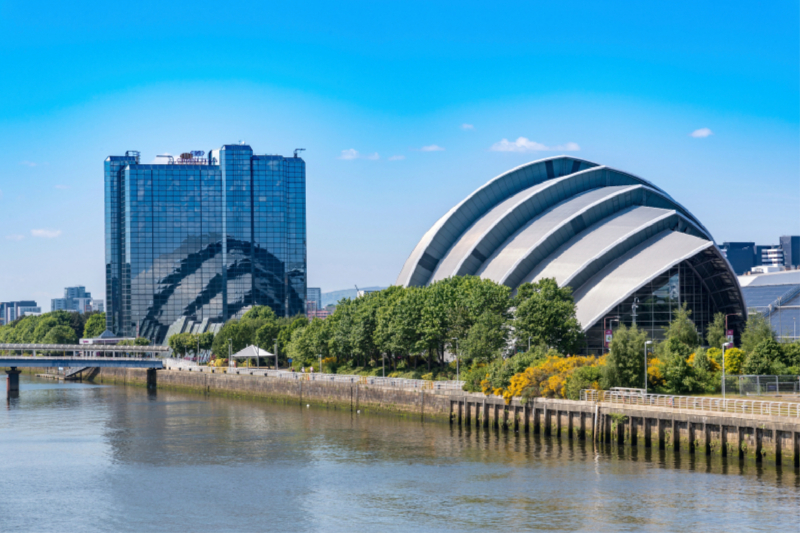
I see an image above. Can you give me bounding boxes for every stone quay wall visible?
[44,366,800,469]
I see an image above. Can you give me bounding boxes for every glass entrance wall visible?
[583,260,717,355]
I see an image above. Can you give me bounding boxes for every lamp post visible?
[632,298,639,327]
[227,338,232,369]
[528,336,531,353]
[722,342,733,400]
[644,340,652,394]
[451,338,460,382]
[274,339,278,371]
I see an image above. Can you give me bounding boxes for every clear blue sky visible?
[0,1,798,308]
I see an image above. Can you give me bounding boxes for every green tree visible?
[513,278,583,354]
[742,339,784,375]
[604,324,649,389]
[460,311,507,365]
[706,312,726,349]
[663,303,700,349]
[83,312,106,338]
[242,305,277,322]
[661,338,695,394]
[42,325,78,344]
[741,313,775,355]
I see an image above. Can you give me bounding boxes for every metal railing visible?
[163,360,465,391]
[581,389,800,418]
[729,375,800,396]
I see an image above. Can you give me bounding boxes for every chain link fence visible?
[725,374,800,396]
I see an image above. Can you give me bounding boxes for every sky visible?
[0,0,798,309]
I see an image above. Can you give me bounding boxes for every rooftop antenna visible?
[294,148,306,158]
[156,154,174,164]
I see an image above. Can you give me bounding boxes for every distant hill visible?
[321,286,388,308]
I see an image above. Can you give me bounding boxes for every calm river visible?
[1,375,798,532]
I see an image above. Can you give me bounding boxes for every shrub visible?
[503,355,603,403]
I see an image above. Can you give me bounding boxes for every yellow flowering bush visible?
[647,357,665,388]
[707,347,743,374]
[492,355,604,403]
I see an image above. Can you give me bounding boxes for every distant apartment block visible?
[0,301,41,325]
[307,287,322,310]
[51,286,103,314]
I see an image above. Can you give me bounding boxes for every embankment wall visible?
[26,366,800,469]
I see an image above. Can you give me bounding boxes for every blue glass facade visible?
[105,145,306,344]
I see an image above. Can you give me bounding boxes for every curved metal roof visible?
[396,156,746,332]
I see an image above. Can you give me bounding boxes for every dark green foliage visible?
[663,303,700,349]
[705,312,726,349]
[513,279,583,354]
[565,365,603,400]
[741,313,775,355]
[0,310,88,346]
[464,345,554,393]
[742,339,785,375]
[661,338,695,394]
[604,324,648,389]
[43,325,77,344]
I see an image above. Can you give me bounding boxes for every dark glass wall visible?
[105,145,306,343]
[584,251,745,355]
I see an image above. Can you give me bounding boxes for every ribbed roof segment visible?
[396,157,746,331]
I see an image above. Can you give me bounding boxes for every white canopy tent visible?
[229,345,274,368]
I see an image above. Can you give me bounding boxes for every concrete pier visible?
[6,367,20,398]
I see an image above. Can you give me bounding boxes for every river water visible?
[1,375,798,532]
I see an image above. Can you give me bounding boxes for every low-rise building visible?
[0,301,41,325]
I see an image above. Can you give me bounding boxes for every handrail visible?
[580,389,800,419]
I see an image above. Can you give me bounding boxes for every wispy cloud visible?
[388,155,406,161]
[461,124,475,130]
[5,234,24,241]
[31,229,62,238]
[54,184,70,190]
[420,145,445,152]
[338,149,379,160]
[690,128,713,138]
[490,137,580,152]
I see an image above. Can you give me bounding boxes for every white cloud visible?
[338,149,379,160]
[54,184,70,190]
[388,155,405,161]
[5,234,24,241]
[420,145,445,152]
[690,128,713,138]
[461,124,475,130]
[31,229,62,238]
[490,137,580,152]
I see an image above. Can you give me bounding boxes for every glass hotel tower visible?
[105,144,306,344]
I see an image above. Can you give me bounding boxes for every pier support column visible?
[6,367,20,398]
[146,368,157,390]
[773,427,781,466]
[721,425,728,458]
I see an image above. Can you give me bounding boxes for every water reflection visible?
[0,375,798,532]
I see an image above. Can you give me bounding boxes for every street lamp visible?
[644,340,653,394]
[451,338,460,382]
[722,341,733,400]
[228,338,232,369]
[274,339,278,371]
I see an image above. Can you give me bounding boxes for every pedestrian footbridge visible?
[2,343,168,397]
